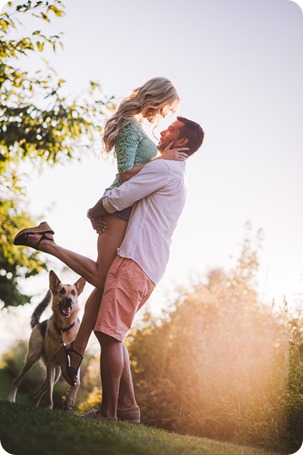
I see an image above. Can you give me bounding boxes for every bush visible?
[128,235,303,453]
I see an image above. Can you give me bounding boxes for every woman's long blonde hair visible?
[102,77,179,153]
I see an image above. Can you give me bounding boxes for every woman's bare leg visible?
[66,215,128,368]
[28,215,127,288]
[71,288,103,358]
[34,215,127,372]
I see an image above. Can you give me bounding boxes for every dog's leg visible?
[7,328,43,403]
[7,356,38,403]
[32,379,47,407]
[53,366,61,384]
[45,363,56,410]
[35,366,62,409]
[64,369,81,410]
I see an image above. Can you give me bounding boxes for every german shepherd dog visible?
[7,270,86,410]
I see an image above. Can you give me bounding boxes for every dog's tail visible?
[30,289,52,328]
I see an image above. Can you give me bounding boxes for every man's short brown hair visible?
[177,116,204,155]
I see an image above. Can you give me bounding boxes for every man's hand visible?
[90,216,107,235]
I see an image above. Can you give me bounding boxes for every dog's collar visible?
[53,320,77,335]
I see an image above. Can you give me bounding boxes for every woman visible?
[14,77,188,386]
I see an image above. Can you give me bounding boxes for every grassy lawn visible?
[0,401,283,455]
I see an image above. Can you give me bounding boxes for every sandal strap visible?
[35,233,54,249]
[65,342,83,360]
[63,342,83,385]
[14,231,54,249]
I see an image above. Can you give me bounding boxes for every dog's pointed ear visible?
[49,270,61,291]
[74,276,86,295]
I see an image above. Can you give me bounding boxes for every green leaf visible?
[0,0,115,308]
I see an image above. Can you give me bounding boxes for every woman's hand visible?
[161,141,189,161]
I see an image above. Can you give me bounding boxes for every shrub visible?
[129,235,303,453]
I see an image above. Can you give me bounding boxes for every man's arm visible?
[119,144,188,182]
[119,162,146,183]
[88,160,171,218]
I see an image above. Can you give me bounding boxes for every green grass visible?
[0,401,283,455]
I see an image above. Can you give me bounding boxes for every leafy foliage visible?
[128,232,303,453]
[0,199,47,308]
[0,0,115,308]
[284,315,303,452]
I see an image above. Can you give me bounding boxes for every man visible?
[13,116,204,422]
[84,116,204,421]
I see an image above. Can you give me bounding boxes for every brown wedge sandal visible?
[14,221,55,249]
[53,342,83,386]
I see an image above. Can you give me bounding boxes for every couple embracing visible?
[14,77,204,422]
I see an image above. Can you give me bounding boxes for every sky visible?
[0,0,303,355]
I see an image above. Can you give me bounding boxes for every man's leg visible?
[93,332,139,420]
[117,343,140,422]
[94,331,124,419]
[90,258,155,421]
[118,344,138,410]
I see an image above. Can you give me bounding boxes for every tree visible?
[0,0,115,308]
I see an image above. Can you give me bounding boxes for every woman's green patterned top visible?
[104,121,158,192]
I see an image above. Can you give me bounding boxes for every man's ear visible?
[176,137,188,147]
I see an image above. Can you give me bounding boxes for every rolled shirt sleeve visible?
[102,160,171,213]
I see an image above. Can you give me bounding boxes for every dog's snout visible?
[65,297,72,305]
